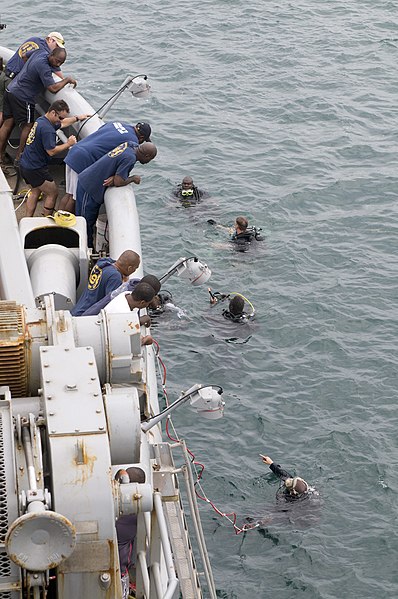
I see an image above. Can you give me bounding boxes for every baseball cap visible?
[48,32,65,47]
[136,122,151,142]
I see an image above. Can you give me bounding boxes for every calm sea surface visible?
[3,1,398,597]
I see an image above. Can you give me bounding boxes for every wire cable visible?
[153,338,261,535]
[13,187,31,212]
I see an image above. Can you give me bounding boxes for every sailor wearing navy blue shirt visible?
[0,31,65,128]
[0,47,77,165]
[75,140,157,248]
[19,100,89,216]
[59,121,152,212]
[71,250,140,317]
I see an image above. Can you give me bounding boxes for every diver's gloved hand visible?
[207,219,217,225]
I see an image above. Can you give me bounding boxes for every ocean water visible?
[3,1,398,597]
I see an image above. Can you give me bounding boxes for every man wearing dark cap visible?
[261,454,311,501]
[75,141,157,247]
[60,121,152,212]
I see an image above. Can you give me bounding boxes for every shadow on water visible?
[249,495,322,531]
[203,313,256,344]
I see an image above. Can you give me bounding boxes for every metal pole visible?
[22,426,37,491]
[181,440,217,599]
[141,394,192,432]
[137,551,150,597]
[153,493,179,599]
[97,75,146,118]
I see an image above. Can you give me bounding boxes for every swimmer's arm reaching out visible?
[260,454,292,480]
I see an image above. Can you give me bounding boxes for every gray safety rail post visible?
[180,440,217,599]
[153,492,179,599]
[134,491,179,599]
[152,442,203,598]
[0,387,22,597]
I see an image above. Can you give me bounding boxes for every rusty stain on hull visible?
[72,439,97,485]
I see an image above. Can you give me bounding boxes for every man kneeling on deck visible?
[19,99,89,216]
[71,250,141,317]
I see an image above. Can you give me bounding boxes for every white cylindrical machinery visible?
[103,186,143,267]
[71,315,107,381]
[0,174,36,307]
[27,245,79,310]
[95,212,108,253]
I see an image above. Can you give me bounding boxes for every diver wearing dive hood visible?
[261,454,310,501]
[173,176,207,205]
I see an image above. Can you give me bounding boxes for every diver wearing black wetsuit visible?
[231,226,263,243]
[173,176,207,206]
[229,216,264,252]
[262,455,310,500]
[222,308,251,323]
[208,289,255,324]
[173,184,203,203]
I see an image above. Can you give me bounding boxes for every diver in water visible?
[208,288,255,323]
[222,295,248,323]
[207,215,263,251]
[261,454,311,501]
[173,175,207,206]
[242,455,319,532]
[148,289,186,319]
[230,216,263,246]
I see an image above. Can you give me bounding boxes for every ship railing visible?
[152,439,217,599]
[179,439,216,598]
[133,489,179,599]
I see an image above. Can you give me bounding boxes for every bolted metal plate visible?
[40,346,106,435]
[5,511,76,571]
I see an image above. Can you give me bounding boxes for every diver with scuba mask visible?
[208,288,255,323]
[207,215,264,251]
[173,175,207,206]
[230,216,264,245]
[261,454,313,501]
